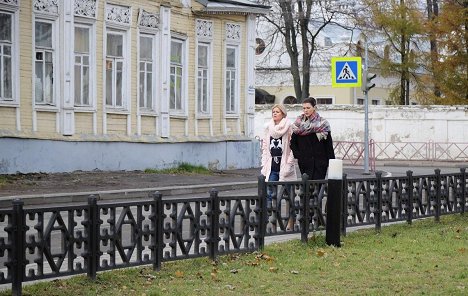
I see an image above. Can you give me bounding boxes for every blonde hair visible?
[272,104,287,117]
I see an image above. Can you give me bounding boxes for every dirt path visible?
[0,168,260,197]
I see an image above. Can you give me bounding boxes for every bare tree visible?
[257,0,357,102]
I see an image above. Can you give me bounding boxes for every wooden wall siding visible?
[36,112,57,132]
[75,113,94,135]
[225,119,240,135]
[170,119,187,136]
[106,114,128,135]
[140,116,157,135]
[0,108,16,130]
[0,0,254,142]
[196,119,211,135]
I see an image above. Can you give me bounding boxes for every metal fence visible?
[1,168,466,295]
[334,140,468,170]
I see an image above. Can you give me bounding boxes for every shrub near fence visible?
[0,168,466,295]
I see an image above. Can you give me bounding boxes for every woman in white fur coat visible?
[261,104,297,229]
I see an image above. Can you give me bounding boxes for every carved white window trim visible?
[74,0,97,19]
[138,9,159,33]
[225,23,241,43]
[33,0,59,17]
[105,3,131,29]
[196,19,213,41]
[0,4,20,106]
[0,0,19,8]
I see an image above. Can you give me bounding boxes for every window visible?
[34,21,54,104]
[197,43,210,114]
[74,25,91,106]
[357,98,364,105]
[170,38,184,112]
[372,99,380,105]
[0,12,12,101]
[316,98,333,105]
[106,31,125,108]
[225,45,238,114]
[139,35,154,110]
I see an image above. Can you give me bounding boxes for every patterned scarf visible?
[268,117,291,139]
[292,112,330,136]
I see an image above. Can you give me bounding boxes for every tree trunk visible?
[427,0,441,97]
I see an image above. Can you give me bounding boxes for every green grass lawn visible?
[4,214,467,296]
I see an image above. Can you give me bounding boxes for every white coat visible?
[261,119,297,181]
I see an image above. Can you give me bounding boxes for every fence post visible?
[375,171,382,232]
[11,199,25,296]
[301,173,310,243]
[435,169,441,222]
[209,189,220,261]
[326,160,343,247]
[406,170,413,225]
[340,174,347,236]
[461,168,466,214]
[87,195,99,280]
[150,191,163,271]
[258,175,266,250]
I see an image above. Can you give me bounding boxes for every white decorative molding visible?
[105,3,131,26]
[196,19,213,39]
[225,23,241,42]
[138,9,159,30]
[74,0,97,18]
[0,0,19,7]
[180,0,190,8]
[33,0,59,15]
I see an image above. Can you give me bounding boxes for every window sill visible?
[74,107,96,113]
[34,104,59,112]
[139,109,158,116]
[105,107,130,115]
[224,113,239,119]
[0,101,19,108]
[196,114,212,119]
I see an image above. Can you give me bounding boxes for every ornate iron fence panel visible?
[96,200,155,272]
[218,195,259,254]
[160,197,212,262]
[0,209,14,285]
[1,168,466,296]
[21,205,89,282]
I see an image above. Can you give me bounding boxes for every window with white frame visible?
[74,24,92,106]
[225,45,238,114]
[106,31,125,108]
[170,38,185,112]
[197,42,210,114]
[34,20,55,104]
[0,11,13,101]
[316,98,333,105]
[139,34,155,110]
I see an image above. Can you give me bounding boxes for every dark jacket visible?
[290,132,335,180]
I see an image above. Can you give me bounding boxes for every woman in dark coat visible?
[290,97,335,180]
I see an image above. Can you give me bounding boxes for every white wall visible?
[255,104,468,143]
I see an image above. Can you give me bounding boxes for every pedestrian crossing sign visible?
[331,57,362,88]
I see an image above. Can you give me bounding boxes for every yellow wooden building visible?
[0,0,269,173]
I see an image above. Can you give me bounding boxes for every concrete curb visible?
[0,181,258,208]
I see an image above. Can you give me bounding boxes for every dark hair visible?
[302,97,316,107]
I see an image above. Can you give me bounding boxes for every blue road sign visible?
[331,57,362,88]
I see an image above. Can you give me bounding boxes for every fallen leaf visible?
[230,269,238,274]
[458,248,466,254]
[290,270,299,274]
[225,284,235,290]
[175,270,184,278]
[269,267,278,272]
[211,272,217,280]
[316,249,326,257]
